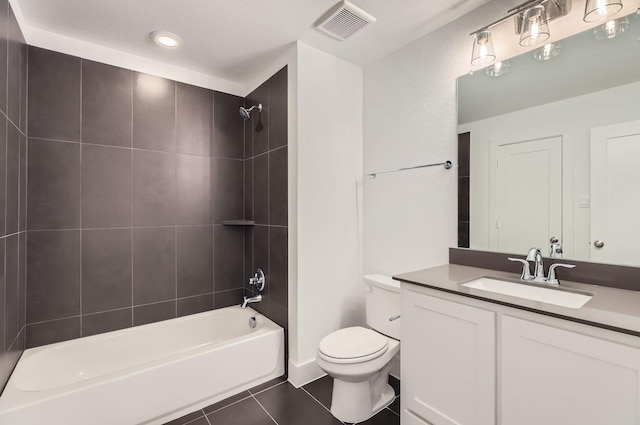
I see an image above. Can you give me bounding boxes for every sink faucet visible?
[526,248,546,282]
[509,247,576,286]
[241,294,262,308]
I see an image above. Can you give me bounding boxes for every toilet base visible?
[329,363,396,423]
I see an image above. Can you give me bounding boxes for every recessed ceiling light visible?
[150,31,182,48]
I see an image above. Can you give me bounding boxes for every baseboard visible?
[287,358,325,388]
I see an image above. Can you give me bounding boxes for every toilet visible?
[316,275,401,423]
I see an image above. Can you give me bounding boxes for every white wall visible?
[287,42,364,386]
[362,1,522,276]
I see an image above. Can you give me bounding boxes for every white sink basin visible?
[461,277,593,309]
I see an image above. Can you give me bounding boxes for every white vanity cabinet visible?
[401,287,496,425]
[501,316,640,425]
[402,283,640,425]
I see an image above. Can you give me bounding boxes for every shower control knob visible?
[593,240,605,249]
[550,236,559,244]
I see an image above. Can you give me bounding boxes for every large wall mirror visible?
[457,10,640,267]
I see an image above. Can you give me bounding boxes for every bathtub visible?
[0,306,284,425]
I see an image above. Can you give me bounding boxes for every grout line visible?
[251,394,279,425]
[247,379,287,396]
[203,413,213,425]
[4,109,9,353]
[205,393,254,414]
[79,58,83,336]
[173,80,178,319]
[27,224,215,232]
[130,70,134,327]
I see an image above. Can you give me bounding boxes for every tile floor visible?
[164,375,400,425]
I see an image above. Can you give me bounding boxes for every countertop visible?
[394,264,640,337]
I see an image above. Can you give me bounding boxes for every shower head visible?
[239,103,262,121]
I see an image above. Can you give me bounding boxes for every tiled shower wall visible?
[25,47,251,348]
[243,68,288,337]
[0,0,28,390]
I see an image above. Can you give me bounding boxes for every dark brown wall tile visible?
[28,47,81,141]
[458,177,469,222]
[253,153,268,225]
[177,226,213,297]
[26,317,81,348]
[19,43,26,133]
[6,124,19,234]
[82,144,132,228]
[18,232,25,330]
[133,227,176,304]
[82,308,132,337]
[82,60,133,147]
[177,155,211,225]
[19,133,26,231]
[0,239,4,353]
[133,73,175,152]
[213,91,244,159]
[458,132,470,178]
[270,227,287,308]
[5,235,19,346]
[177,294,213,317]
[133,300,176,326]
[0,118,6,235]
[0,0,7,115]
[269,147,287,226]
[247,82,268,157]
[26,230,81,323]
[269,67,287,150]
[214,288,243,309]
[82,229,132,314]
[7,7,22,127]
[27,139,80,230]
[244,158,253,220]
[177,83,212,156]
[214,225,244,291]
[212,158,244,223]
[133,150,176,226]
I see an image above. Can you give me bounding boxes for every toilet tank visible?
[363,275,401,340]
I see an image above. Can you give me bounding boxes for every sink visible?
[461,277,593,309]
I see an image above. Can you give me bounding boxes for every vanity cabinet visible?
[501,316,640,425]
[401,288,496,425]
[402,284,640,425]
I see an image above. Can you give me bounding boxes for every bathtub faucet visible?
[241,294,262,308]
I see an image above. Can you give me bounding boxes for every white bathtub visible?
[0,306,284,425]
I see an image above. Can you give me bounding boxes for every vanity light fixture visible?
[584,0,624,22]
[486,60,510,77]
[520,4,551,46]
[593,16,629,38]
[533,42,562,60]
[469,0,570,66]
[150,31,182,48]
[471,30,496,66]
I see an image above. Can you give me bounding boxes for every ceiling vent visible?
[314,1,376,41]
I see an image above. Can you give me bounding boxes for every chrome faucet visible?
[241,294,262,308]
[526,247,546,282]
[509,247,576,285]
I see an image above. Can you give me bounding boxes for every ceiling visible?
[13,0,491,88]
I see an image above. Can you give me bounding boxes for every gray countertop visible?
[394,264,640,337]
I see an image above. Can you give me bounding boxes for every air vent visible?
[314,1,376,41]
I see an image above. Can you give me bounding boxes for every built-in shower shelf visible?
[222,220,255,226]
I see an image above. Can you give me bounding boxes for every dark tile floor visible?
[165,375,400,425]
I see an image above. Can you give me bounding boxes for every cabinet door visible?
[501,316,640,425]
[402,290,496,425]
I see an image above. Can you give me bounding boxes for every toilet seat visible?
[318,327,389,364]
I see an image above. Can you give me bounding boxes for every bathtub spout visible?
[241,294,262,308]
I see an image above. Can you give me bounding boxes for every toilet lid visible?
[318,327,389,363]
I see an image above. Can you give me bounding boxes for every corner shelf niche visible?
[222,220,255,226]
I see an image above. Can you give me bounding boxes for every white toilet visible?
[316,275,401,423]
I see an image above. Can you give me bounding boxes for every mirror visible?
[457,11,640,267]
